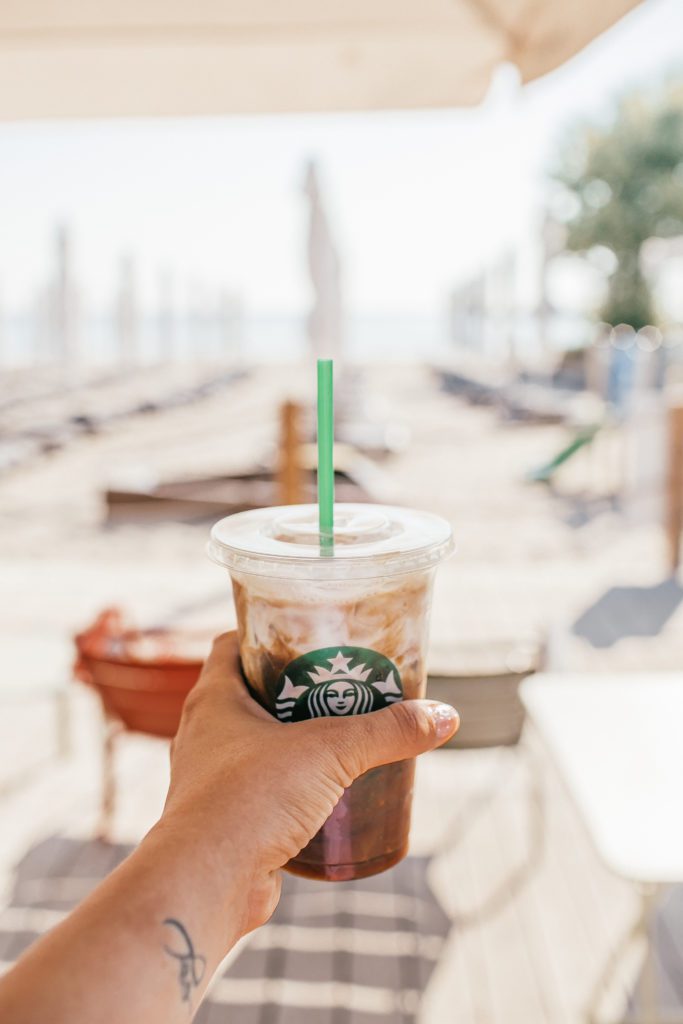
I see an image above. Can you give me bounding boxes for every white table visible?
[521,672,683,1024]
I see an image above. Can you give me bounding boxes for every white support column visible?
[52,223,78,371]
[157,268,176,363]
[116,254,138,368]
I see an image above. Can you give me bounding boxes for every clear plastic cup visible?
[208,503,453,881]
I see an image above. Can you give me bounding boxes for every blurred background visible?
[1,1,683,1021]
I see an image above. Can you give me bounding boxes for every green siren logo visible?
[275,647,403,722]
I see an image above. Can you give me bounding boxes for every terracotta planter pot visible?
[74,609,209,738]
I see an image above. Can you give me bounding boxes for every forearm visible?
[0,817,249,1024]
[0,631,458,1024]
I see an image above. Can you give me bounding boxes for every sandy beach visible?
[1,360,681,675]
[3,360,673,1022]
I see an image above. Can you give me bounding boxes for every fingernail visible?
[429,703,459,740]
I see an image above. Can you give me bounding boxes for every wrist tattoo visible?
[163,918,206,1006]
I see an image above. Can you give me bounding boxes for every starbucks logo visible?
[275,647,403,722]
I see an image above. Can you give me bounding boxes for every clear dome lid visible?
[208,503,453,581]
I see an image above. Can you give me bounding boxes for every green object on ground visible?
[528,424,600,484]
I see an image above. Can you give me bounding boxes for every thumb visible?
[319,699,459,781]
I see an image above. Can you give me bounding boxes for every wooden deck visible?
[0,689,671,1024]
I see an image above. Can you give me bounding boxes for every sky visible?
[0,0,681,322]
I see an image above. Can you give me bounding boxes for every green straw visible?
[317,358,335,551]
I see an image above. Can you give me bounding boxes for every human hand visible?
[162,632,458,937]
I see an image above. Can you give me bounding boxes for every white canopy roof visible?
[0,0,641,119]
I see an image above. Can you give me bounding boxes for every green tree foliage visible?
[555,83,683,330]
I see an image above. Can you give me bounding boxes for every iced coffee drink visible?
[208,503,453,881]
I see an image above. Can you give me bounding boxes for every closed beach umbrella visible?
[0,1,641,119]
[304,161,343,362]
